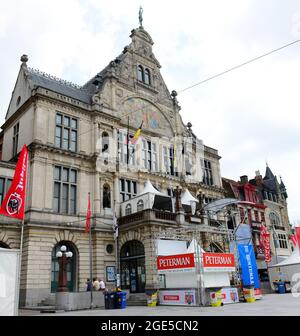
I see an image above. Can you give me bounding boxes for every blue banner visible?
[238,244,260,288]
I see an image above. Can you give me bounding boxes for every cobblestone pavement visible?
[18,293,300,316]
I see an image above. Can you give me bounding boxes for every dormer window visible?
[137,65,151,85]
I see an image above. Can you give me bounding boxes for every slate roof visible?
[28,67,95,104]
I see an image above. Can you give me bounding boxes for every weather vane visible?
[139,6,143,27]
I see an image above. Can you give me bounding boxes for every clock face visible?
[121,97,173,137]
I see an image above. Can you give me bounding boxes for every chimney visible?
[255,170,263,186]
[240,175,248,184]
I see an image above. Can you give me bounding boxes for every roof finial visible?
[265,159,269,167]
[139,6,143,27]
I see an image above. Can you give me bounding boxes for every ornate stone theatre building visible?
[0,22,228,307]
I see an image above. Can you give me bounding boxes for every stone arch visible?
[54,229,78,246]
[0,230,15,249]
[119,229,144,248]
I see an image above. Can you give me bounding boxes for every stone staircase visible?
[126,293,147,306]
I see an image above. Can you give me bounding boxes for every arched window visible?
[103,184,111,209]
[102,132,109,153]
[51,241,77,293]
[125,203,132,215]
[137,65,144,82]
[270,212,281,227]
[144,69,150,85]
[137,199,144,212]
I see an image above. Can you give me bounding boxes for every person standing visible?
[99,279,106,292]
[93,277,100,291]
[86,278,92,291]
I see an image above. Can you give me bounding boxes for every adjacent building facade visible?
[0,24,229,306]
[223,167,292,289]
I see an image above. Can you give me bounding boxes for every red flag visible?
[295,227,300,248]
[260,224,271,263]
[85,194,91,233]
[0,145,28,220]
[290,234,297,247]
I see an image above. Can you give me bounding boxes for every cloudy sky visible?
[0,0,299,221]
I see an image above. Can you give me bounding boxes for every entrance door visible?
[120,240,146,293]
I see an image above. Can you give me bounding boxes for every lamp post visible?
[56,245,73,292]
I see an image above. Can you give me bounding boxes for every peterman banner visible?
[157,253,195,273]
[203,253,235,272]
[238,244,260,288]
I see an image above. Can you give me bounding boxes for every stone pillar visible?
[144,227,159,291]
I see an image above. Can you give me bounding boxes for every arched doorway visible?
[0,242,10,248]
[120,240,146,293]
[51,241,77,293]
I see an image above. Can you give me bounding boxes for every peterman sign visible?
[157,253,195,273]
[203,253,235,272]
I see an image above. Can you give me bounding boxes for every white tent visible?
[181,189,198,215]
[268,246,300,292]
[120,180,173,215]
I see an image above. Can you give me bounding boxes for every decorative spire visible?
[139,6,143,28]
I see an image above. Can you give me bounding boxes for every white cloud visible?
[0,0,299,221]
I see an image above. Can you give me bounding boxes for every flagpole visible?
[127,116,129,167]
[113,200,120,289]
[15,219,24,315]
[88,192,93,309]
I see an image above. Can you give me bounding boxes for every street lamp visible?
[56,245,73,292]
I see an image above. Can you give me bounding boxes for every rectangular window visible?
[261,212,265,222]
[142,140,158,172]
[120,179,137,202]
[254,210,259,222]
[118,131,135,165]
[0,177,13,204]
[53,166,77,214]
[278,233,288,249]
[202,159,214,186]
[12,123,19,157]
[55,113,78,152]
[163,146,175,176]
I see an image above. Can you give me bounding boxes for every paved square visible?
[19,293,300,316]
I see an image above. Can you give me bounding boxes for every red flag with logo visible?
[0,145,28,220]
[85,194,91,233]
[260,224,271,263]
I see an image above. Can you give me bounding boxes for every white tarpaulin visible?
[0,248,20,316]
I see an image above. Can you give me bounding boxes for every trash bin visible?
[277,282,286,294]
[115,291,127,309]
[104,291,116,309]
[146,290,158,307]
[243,286,256,303]
[210,290,223,307]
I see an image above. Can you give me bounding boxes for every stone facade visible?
[0,25,227,306]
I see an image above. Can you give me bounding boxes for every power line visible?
[178,39,300,93]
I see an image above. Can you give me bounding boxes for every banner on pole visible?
[0,145,28,220]
[238,244,260,288]
[260,225,271,263]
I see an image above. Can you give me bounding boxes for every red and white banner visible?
[0,145,28,220]
[260,225,271,263]
[157,253,195,273]
[158,289,196,306]
[203,253,235,272]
